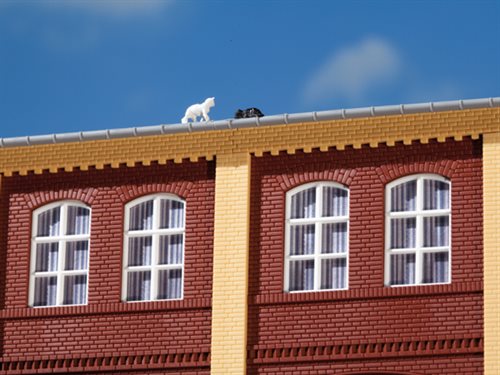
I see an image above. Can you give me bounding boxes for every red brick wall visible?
[0,160,215,371]
[248,138,483,373]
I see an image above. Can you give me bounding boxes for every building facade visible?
[0,98,498,374]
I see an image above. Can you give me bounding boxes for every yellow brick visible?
[211,153,251,375]
[0,108,498,176]
[484,132,500,375]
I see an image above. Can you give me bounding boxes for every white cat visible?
[181,97,215,123]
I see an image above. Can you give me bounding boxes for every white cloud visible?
[42,0,175,18]
[302,37,401,105]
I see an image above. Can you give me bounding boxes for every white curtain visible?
[423,179,449,210]
[129,200,153,230]
[35,243,58,272]
[67,206,90,235]
[65,241,88,270]
[158,269,182,299]
[391,180,416,212]
[159,235,183,265]
[322,187,347,217]
[33,277,57,306]
[127,271,151,301]
[423,216,449,247]
[390,253,415,285]
[160,199,184,229]
[37,207,60,237]
[321,258,346,289]
[63,275,87,305]
[128,237,152,266]
[423,252,449,283]
[290,225,315,255]
[322,223,347,254]
[290,188,316,219]
[390,218,416,249]
[289,260,314,291]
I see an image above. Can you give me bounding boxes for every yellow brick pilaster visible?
[211,153,251,374]
[484,132,500,375]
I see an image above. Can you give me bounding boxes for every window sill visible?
[0,298,211,320]
[251,281,482,306]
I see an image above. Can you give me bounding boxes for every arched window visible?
[29,201,90,307]
[122,194,185,302]
[284,182,349,292]
[385,174,451,286]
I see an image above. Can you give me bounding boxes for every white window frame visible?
[122,194,185,302]
[385,174,452,286]
[284,182,349,293]
[29,200,91,307]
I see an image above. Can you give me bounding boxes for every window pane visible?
[390,253,415,285]
[289,225,315,255]
[37,207,61,237]
[390,218,416,249]
[63,275,87,305]
[322,187,348,217]
[66,206,90,235]
[158,269,182,299]
[126,271,151,301]
[129,200,153,231]
[423,179,449,210]
[320,258,346,290]
[35,242,58,272]
[33,276,57,306]
[159,199,184,229]
[290,188,316,219]
[65,241,89,270]
[289,260,314,291]
[423,252,449,284]
[423,216,449,247]
[391,181,416,212]
[321,223,347,254]
[159,235,183,265]
[128,237,152,266]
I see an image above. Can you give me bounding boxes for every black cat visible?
[234,107,264,119]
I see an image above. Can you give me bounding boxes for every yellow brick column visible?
[211,153,251,374]
[484,132,500,375]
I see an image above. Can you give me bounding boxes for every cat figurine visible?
[234,107,264,119]
[181,97,215,123]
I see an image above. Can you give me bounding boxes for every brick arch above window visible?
[375,159,460,185]
[276,168,357,192]
[115,181,194,204]
[23,188,98,210]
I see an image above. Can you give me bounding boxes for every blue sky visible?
[0,0,499,138]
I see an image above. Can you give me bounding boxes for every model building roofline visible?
[1,97,499,149]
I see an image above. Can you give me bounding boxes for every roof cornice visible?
[1,97,499,149]
[0,99,499,176]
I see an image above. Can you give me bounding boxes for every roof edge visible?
[1,97,499,149]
